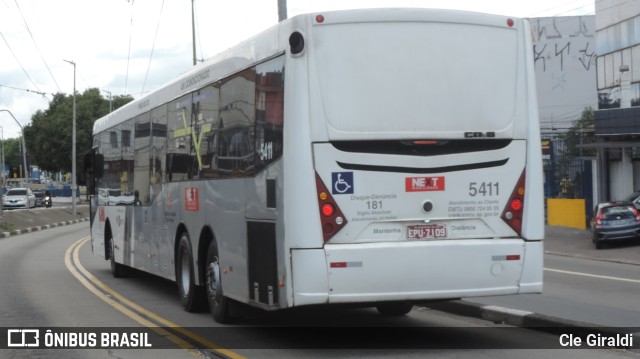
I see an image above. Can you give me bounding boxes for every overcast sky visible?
[0,0,594,139]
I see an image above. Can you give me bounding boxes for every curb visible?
[0,218,89,239]
[545,250,640,267]
[423,300,636,337]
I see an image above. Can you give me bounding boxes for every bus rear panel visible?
[286,9,543,306]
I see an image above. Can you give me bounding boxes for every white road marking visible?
[544,267,640,284]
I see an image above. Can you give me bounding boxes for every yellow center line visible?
[65,236,246,359]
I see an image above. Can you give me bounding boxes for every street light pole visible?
[0,125,3,224]
[64,60,77,216]
[0,125,4,185]
[0,110,27,182]
[0,109,28,220]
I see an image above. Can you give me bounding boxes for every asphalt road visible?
[461,253,640,327]
[0,223,638,358]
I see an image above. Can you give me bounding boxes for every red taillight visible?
[510,199,523,211]
[633,208,640,222]
[501,170,526,235]
[321,203,335,217]
[413,140,439,145]
[595,215,603,227]
[315,173,347,242]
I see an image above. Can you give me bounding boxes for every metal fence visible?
[541,132,594,221]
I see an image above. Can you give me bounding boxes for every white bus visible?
[88,8,544,323]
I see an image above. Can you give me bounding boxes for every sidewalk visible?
[544,224,640,266]
[0,198,89,237]
[425,225,640,334]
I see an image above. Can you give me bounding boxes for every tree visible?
[23,89,133,183]
[559,107,596,159]
[3,138,24,178]
[552,107,595,198]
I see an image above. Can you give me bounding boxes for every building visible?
[529,16,597,213]
[531,16,597,132]
[592,0,640,202]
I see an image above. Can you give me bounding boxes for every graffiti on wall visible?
[531,16,597,130]
[532,17,595,72]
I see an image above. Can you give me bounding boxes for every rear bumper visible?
[592,226,640,241]
[291,240,543,306]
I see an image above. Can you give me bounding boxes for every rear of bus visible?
[286,9,544,307]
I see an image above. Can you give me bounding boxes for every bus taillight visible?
[501,170,526,236]
[321,203,335,217]
[315,173,347,242]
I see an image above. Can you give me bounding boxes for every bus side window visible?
[255,55,285,173]
[218,68,256,177]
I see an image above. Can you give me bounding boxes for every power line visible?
[527,0,593,17]
[13,0,61,93]
[141,0,165,95]
[125,0,134,95]
[0,84,52,100]
[0,30,50,102]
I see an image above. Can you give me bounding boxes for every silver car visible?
[2,188,36,209]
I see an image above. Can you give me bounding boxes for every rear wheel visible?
[176,232,206,312]
[376,301,414,316]
[205,241,232,323]
[108,230,127,278]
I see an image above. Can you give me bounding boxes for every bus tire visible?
[376,301,413,316]
[205,241,232,324]
[107,229,127,278]
[176,233,206,312]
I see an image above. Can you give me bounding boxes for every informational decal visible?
[405,176,445,192]
[357,223,404,241]
[332,172,354,195]
[447,199,501,218]
[184,188,199,211]
[349,193,399,222]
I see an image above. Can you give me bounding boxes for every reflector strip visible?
[492,255,521,261]
[330,261,363,268]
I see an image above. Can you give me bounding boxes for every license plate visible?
[407,224,447,239]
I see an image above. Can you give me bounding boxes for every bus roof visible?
[93,8,525,136]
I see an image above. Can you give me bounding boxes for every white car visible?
[3,188,36,209]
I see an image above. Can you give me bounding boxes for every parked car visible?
[2,188,36,209]
[622,191,640,211]
[590,202,640,249]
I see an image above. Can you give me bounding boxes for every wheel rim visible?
[206,257,222,306]
[180,249,191,296]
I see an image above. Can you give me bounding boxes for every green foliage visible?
[3,138,23,176]
[19,89,133,182]
[558,107,596,158]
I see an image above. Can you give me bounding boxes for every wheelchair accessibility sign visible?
[332,172,354,195]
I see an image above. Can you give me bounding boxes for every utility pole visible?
[278,0,287,21]
[192,0,197,66]
[64,60,77,216]
[102,89,113,112]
